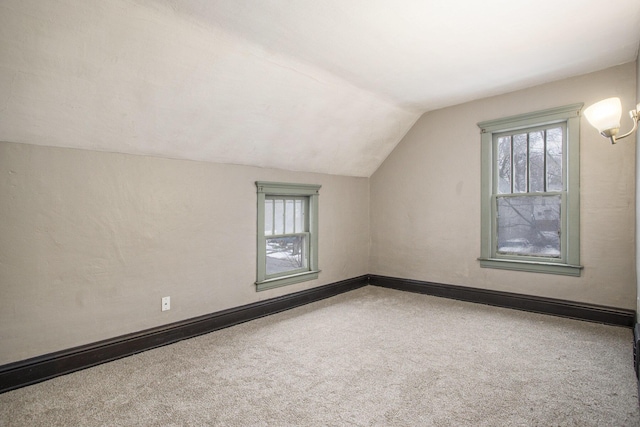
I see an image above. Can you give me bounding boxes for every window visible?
[478,104,583,276]
[256,181,321,291]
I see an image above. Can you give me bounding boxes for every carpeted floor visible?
[1,285,639,426]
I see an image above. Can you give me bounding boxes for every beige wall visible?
[2,62,638,366]
[370,63,637,309]
[0,142,369,365]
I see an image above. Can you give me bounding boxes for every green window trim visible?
[478,104,584,276]
[256,181,321,291]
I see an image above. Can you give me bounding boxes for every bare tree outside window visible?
[497,196,560,257]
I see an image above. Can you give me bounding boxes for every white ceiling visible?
[1,0,639,177]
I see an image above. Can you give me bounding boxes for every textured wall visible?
[370,63,637,309]
[2,62,637,366]
[0,142,369,364]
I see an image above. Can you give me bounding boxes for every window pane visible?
[528,131,544,192]
[513,133,528,193]
[285,200,294,234]
[497,136,511,194]
[294,199,304,232]
[546,127,563,192]
[274,199,284,234]
[265,200,273,235]
[266,235,307,275]
[497,195,561,258]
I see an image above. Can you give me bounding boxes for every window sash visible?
[492,192,565,262]
[493,123,566,195]
[265,196,308,237]
[265,232,310,279]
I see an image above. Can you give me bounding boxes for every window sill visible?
[256,270,320,292]
[478,258,583,277]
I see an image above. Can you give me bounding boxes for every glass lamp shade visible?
[583,97,622,134]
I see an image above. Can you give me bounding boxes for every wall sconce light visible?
[583,97,640,144]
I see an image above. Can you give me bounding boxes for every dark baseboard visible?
[369,275,635,327]
[1,273,634,394]
[635,323,640,379]
[635,324,640,405]
[0,275,367,394]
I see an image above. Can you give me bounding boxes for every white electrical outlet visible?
[161,296,170,311]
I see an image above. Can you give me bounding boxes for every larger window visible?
[478,104,583,276]
[256,182,321,291]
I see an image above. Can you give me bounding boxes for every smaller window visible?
[256,182,321,291]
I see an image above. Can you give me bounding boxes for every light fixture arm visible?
[605,108,639,144]
[611,110,640,144]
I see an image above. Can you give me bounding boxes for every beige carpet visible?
[1,286,638,426]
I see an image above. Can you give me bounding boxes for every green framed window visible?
[256,181,321,291]
[478,104,583,276]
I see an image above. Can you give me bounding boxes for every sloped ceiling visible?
[1,0,639,177]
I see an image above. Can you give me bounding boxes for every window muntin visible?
[478,104,582,276]
[256,182,320,291]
